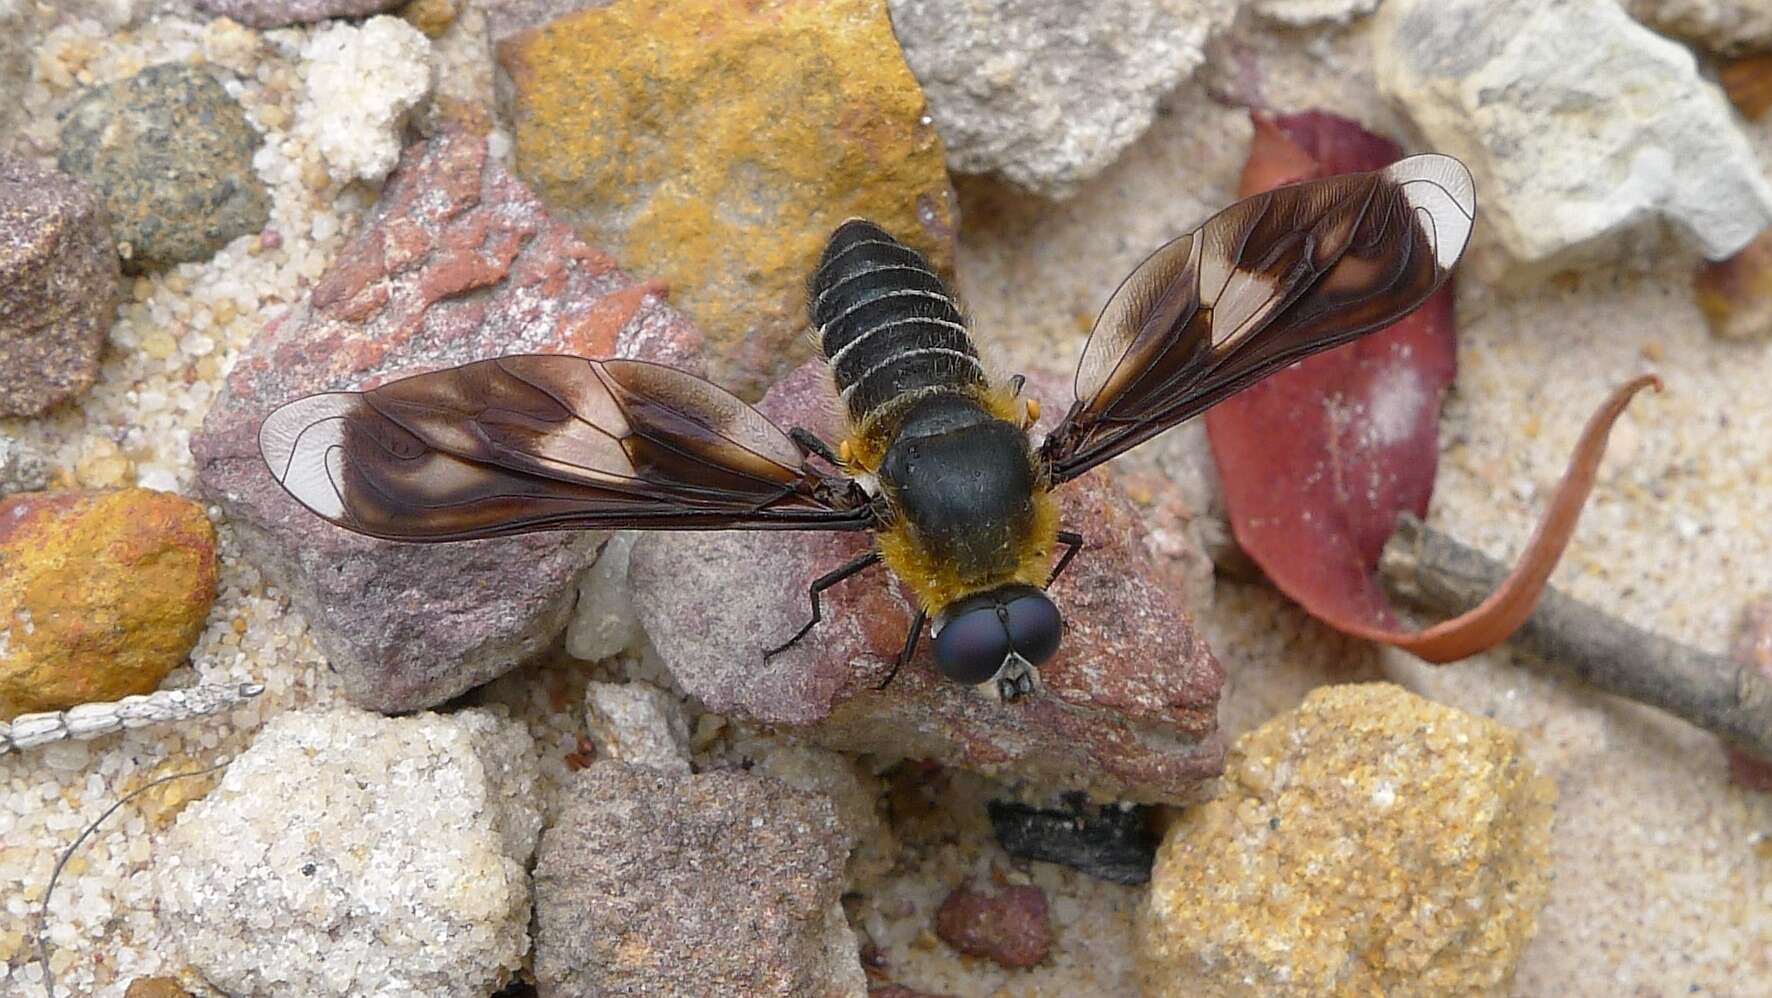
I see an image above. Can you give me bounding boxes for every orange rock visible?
[1694,225,1772,341]
[399,0,457,38]
[0,488,218,719]
[496,0,957,400]
[1721,54,1772,120]
[124,977,192,998]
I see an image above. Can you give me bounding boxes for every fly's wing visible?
[258,355,873,541]
[1040,154,1475,482]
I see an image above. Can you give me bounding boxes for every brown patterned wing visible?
[258,355,873,541]
[1042,154,1475,481]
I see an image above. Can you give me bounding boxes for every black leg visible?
[789,427,843,467]
[1047,529,1085,587]
[875,608,928,691]
[765,550,882,658]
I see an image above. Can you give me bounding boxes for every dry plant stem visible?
[1382,513,1772,762]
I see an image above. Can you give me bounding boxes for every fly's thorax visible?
[876,393,1043,587]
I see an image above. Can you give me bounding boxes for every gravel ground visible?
[2,7,1769,997]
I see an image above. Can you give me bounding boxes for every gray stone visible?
[533,761,866,997]
[1252,0,1378,25]
[0,1,41,153]
[565,531,642,663]
[583,680,691,773]
[1626,0,1772,55]
[483,0,608,42]
[156,706,543,998]
[887,0,1236,199]
[195,0,402,29]
[56,63,270,272]
[0,156,119,417]
[0,437,52,494]
[753,742,896,886]
[1375,0,1772,279]
[190,126,702,712]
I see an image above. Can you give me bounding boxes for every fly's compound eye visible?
[1003,588,1062,666]
[933,603,1012,685]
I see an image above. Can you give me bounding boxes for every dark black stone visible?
[986,795,1159,885]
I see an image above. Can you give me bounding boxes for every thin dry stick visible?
[1380,513,1772,761]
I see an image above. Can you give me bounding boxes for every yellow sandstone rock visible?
[0,489,218,719]
[497,0,958,400]
[1138,683,1555,998]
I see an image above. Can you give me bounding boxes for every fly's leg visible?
[789,427,844,467]
[1047,529,1086,587]
[875,608,929,691]
[764,550,882,658]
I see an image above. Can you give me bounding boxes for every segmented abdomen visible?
[811,220,986,426]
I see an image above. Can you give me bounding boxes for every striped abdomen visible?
[811,220,986,429]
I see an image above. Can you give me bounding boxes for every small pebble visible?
[933,880,1054,969]
[986,797,1158,885]
[56,63,270,271]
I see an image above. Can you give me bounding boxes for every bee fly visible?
[258,156,1475,701]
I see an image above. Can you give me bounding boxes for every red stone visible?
[933,880,1053,969]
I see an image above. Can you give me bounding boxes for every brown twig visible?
[1379,514,1772,762]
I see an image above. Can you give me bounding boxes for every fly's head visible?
[930,584,1061,702]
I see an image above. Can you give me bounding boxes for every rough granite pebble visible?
[57,63,270,272]
[583,679,691,773]
[195,0,403,29]
[156,706,542,998]
[0,437,52,495]
[888,0,1236,199]
[298,16,434,184]
[1375,0,1772,279]
[933,880,1053,969]
[191,124,701,712]
[1626,0,1772,54]
[1138,683,1555,997]
[0,1,40,150]
[0,489,217,720]
[755,741,897,886]
[0,156,120,417]
[533,761,866,997]
[1251,0,1379,24]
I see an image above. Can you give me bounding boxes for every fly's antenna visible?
[35,759,234,995]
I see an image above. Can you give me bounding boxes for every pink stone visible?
[192,126,701,711]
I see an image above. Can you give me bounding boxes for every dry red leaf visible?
[1207,110,1659,662]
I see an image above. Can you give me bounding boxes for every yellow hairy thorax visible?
[872,489,1059,613]
[839,380,1055,613]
